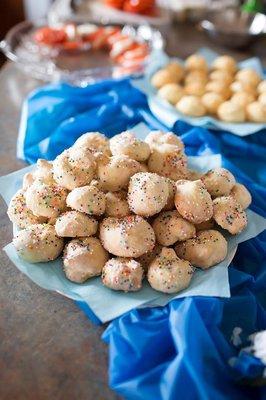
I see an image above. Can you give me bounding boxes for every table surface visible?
[0,22,266,400]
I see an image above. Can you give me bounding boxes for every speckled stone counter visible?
[0,62,120,400]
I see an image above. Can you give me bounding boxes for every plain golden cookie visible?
[217,101,246,123]
[201,92,224,114]
[257,80,266,94]
[235,68,261,87]
[212,55,237,73]
[258,93,266,106]
[165,62,184,82]
[184,70,208,85]
[205,81,231,100]
[185,54,208,72]
[184,81,206,97]
[151,68,179,89]
[231,92,256,108]
[176,95,206,117]
[246,101,266,122]
[209,70,234,84]
[230,81,257,96]
[158,83,184,105]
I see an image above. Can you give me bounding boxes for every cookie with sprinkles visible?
[13,224,64,263]
[100,215,155,257]
[230,183,252,210]
[25,181,68,218]
[73,132,111,159]
[97,155,142,192]
[63,237,108,283]
[8,127,252,297]
[213,196,247,234]
[110,131,150,162]
[66,185,106,216]
[175,179,213,224]
[55,211,98,237]
[147,247,194,293]
[201,168,236,198]
[136,243,163,272]
[53,148,96,190]
[105,191,130,218]
[102,257,143,292]
[175,229,228,269]
[128,172,169,217]
[7,189,46,229]
[152,210,196,246]
[148,143,188,181]
[34,159,56,185]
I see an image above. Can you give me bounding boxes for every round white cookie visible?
[175,179,213,224]
[213,196,247,234]
[147,248,194,293]
[66,185,106,216]
[63,237,108,283]
[128,172,169,217]
[110,131,150,162]
[55,211,98,237]
[102,258,143,292]
[175,229,227,269]
[152,210,196,246]
[100,216,155,257]
[13,224,64,263]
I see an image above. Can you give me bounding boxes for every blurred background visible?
[1,0,266,70]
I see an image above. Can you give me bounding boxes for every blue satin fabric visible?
[19,79,266,400]
[19,79,165,163]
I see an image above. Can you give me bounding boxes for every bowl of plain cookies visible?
[151,53,266,125]
[6,128,253,295]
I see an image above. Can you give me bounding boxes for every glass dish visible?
[0,20,164,85]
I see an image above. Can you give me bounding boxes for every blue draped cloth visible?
[18,78,266,400]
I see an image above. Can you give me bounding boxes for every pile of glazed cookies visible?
[7,130,251,294]
[151,54,266,123]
